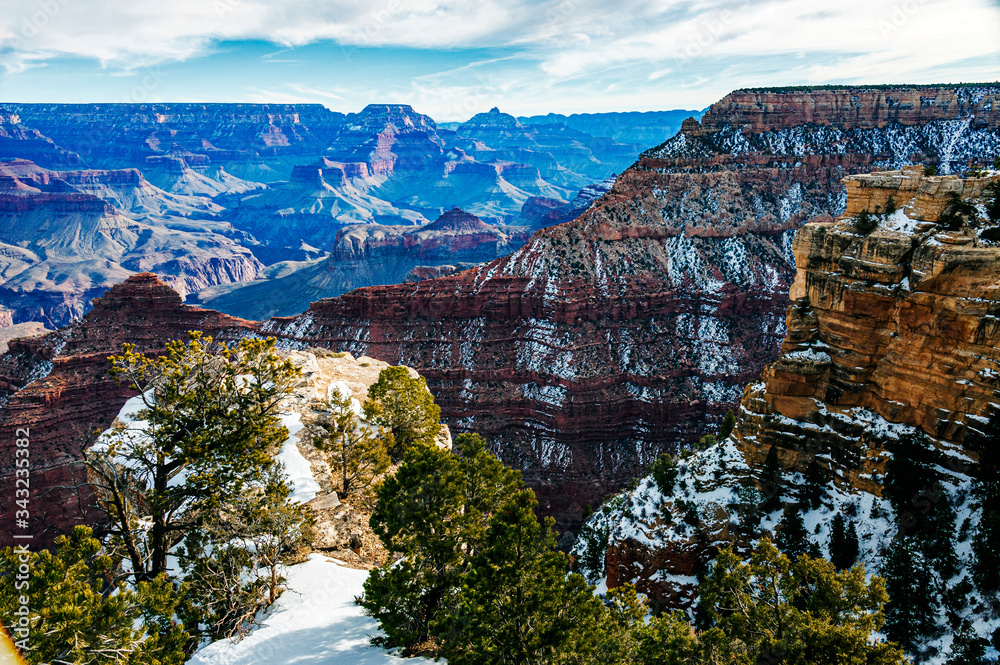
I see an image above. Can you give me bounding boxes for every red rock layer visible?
[0,274,253,548]
[260,85,1000,528]
[699,85,1000,133]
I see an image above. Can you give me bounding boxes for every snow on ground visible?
[276,412,320,504]
[189,554,427,665]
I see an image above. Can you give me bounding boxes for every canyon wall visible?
[264,85,1000,528]
[584,168,1000,613]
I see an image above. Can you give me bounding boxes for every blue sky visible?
[1,0,998,121]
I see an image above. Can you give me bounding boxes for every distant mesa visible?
[419,207,497,233]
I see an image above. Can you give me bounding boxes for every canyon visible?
[1,84,998,548]
[0,103,687,327]
[261,84,1000,528]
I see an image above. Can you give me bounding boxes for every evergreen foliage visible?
[177,468,312,640]
[719,410,736,439]
[0,526,188,665]
[882,534,939,652]
[855,209,878,234]
[800,458,826,510]
[363,433,521,652]
[967,406,1000,596]
[364,366,442,460]
[760,445,783,513]
[438,489,605,665]
[735,483,763,538]
[81,333,310,646]
[775,504,809,559]
[650,453,679,495]
[828,514,860,571]
[944,623,990,665]
[85,332,301,582]
[984,180,1000,224]
[313,388,391,497]
[698,539,908,664]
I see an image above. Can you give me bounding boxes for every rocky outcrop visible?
[699,85,1000,133]
[577,168,1000,620]
[652,85,1000,175]
[736,167,1000,484]
[0,274,255,548]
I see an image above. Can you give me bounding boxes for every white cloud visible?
[0,0,997,117]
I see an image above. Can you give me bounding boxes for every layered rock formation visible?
[3,103,348,184]
[576,168,1000,625]
[192,208,527,320]
[737,166,1000,483]
[0,160,261,326]
[261,85,1000,529]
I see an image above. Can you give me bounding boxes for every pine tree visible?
[313,388,390,497]
[363,434,522,651]
[760,445,783,514]
[438,489,604,665]
[882,534,939,652]
[829,513,860,570]
[775,504,809,559]
[364,365,442,459]
[698,539,907,664]
[800,458,827,510]
[0,526,188,664]
[85,333,300,582]
[650,453,678,495]
[719,410,736,439]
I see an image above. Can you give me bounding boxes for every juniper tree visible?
[364,365,442,459]
[85,333,300,582]
[650,453,679,495]
[0,526,188,665]
[698,539,907,665]
[313,388,390,497]
[177,466,312,641]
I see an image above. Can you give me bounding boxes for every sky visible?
[0,0,998,122]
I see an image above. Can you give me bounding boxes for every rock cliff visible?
[574,168,1000,635]
[0,274,255,548]
[0,159,262,326]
